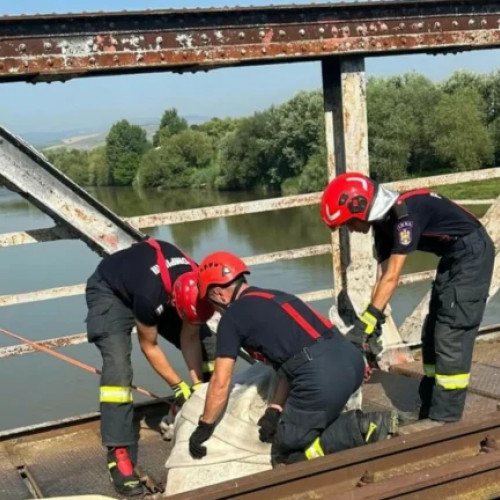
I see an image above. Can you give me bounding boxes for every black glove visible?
[346,304,385,355]
[366,325,383,357]
[189,419,216,459]
[171,381,192,407]
[257,407,281,443]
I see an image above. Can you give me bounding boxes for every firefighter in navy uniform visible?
[85,239,215,496]
[320,172,495,423]
[187,251,398,465]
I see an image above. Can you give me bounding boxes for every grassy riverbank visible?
[433,178,500,199]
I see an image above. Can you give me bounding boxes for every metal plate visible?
[0,444,31,500]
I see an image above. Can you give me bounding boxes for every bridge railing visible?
[0,167,498,359]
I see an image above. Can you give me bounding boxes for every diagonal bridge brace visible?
[0,125,144,256]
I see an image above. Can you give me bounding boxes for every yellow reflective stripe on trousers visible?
[435,373,470,390]
[100,386,133,403]
[202,361,215,373]
[305,437,324,460]
[424,364,436,377]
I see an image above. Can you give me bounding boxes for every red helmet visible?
[320,172,376,228]
[198,251,250,299]
[173,271,215,325]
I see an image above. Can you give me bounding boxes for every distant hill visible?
[22,115,210,151]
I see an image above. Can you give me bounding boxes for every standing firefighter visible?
[85,239,215,496]
[188,251,397,465]
[320,172,495,423]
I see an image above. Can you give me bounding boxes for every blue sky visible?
[2,0,499,134]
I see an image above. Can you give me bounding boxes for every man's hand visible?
[171,381,191,407]
[346,304,385,357]
[257,407,281,443]
[189,419,216,459]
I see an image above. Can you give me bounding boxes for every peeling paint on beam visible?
[1,1,500,82]
[127,193,320,229]
[0,332,87,359]
[0,227,64,247]
[0,284,85,307]
[386,168,500,191]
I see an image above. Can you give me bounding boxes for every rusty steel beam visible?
[1,1,500,83]
[0,125,145,255]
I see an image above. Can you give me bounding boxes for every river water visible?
[0,186,497,431]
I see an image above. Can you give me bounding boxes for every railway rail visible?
[168,411,500,500]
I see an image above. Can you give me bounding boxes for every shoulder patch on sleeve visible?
[396,220,414,246]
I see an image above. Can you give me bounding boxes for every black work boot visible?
[358,410,399,444]
[107,447,143,497]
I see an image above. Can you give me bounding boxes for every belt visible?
[280,329,336,375]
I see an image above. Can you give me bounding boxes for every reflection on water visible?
[0,186,497,431]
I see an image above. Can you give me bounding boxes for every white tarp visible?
[164,362,276,496]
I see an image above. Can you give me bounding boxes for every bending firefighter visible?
[85,239,215,496]
[321,172,495,423]
[188,251,398,465]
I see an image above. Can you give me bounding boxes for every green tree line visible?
[45,70,500,194]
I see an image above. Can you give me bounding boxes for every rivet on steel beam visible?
[262,47,267,54]
[44,42,52,50]
[434,22,441,30]
[369,23,377,32]
[62,41,69,49]
[201,34,209,44]
[401,37,407,45]
[47,58,54,67]
[319,27,325,34]
[356,25,367,36]
[299,29,305,37]
[160,53,165,60]
[481,19,488,27]
[23,60,29,67]
[156,36,163,45]
[341,26,350,37]
[436,36,443,43]
[18,43,27,53]
[89,56,96,64]
[301,45,307,52]
[87,40,93,48]
[452,20,459,28]
[67,59,73,66]
[331,26,338,36]
[279,29,286,37]
[137,53,144,62]
[380,23,389,32]
[219,50,225,57]
[259,30,265,38]
[182,52,188,59]
[113,55,119,63]
[238,31,245,39]
[322,43,327,50]
[399,22,405,29]
[468,19,475,27]
[241,48,246,55]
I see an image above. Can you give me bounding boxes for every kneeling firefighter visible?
[187,251,398,465]
[85,239,215,496]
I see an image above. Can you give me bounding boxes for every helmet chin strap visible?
[209,280,245,310]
